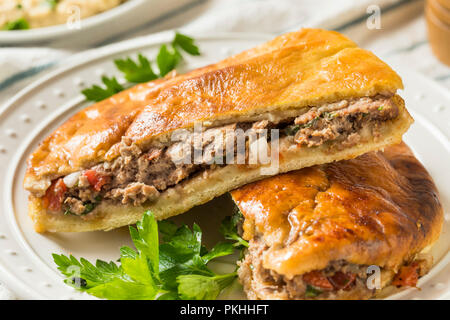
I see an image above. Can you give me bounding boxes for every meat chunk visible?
[63,197,86,215]
[292,96,399,147]
[108,182,160,206]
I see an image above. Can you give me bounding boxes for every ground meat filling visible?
[238,239,376,300]
[288,95,398,148]
[238,238,428,300]
[45,95,398,216]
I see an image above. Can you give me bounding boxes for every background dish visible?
[0,32,449,300]
[0,0,188,45]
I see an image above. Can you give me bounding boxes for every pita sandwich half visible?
[24,29,413,232]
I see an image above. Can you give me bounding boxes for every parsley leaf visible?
[3,18,30,30]
[178,273,237,300]
[81,76,124,102]
[173,32,201,56]
[220,207,249,249]
[202,242,234,263]
[82,32,200,102]
[53,215,162,300]
[53,211,237,300]
[114,54,158,83]
[52,254,122,289]
[156,44,181,77]
[130,211,159,275]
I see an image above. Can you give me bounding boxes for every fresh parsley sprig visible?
[114,54,158,83]
[172,32,201,56]
[220,207,249,249]
[53,211,237,300]
[81,76,125,102]
[82,32,200,102]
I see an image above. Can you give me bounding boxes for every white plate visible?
[0,32,449,300]
[0,0,189,45]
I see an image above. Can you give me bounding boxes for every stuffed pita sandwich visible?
[24,29,413,232]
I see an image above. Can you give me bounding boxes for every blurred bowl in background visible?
[426,0,450,66]
[0,0,194,46]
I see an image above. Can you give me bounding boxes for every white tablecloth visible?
[0,0,449,300]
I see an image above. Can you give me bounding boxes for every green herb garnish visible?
[3,18,29,30]
[305,285,323,298]
[81,76,125,102]
[114,54,158,83]
[220,207,248,249]
[177,273,237,300]
[378,106,384,111]
[172,32,201,56]
[82,32,200,102]
[53,211,238,300]
[156,44,181,77]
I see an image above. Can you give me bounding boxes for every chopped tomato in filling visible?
[392,262,420,287]
[328,271,357,290]
[303,271,334,290]
[303,270,357,292]
[43,169,109,213]
[43,178,67,212]
[84,170,109,192]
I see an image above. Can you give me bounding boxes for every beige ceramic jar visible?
[426,0,450,66]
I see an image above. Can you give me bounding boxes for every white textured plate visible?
[0,0,187,45]
[0,32,449,300]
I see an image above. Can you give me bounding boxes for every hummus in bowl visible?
[1,0,127,30]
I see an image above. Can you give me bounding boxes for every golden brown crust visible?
[24,29,403,192]
[231,142,443,278]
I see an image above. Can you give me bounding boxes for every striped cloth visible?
[0,0,449,299]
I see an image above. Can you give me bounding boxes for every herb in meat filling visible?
[43,95,400,217]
